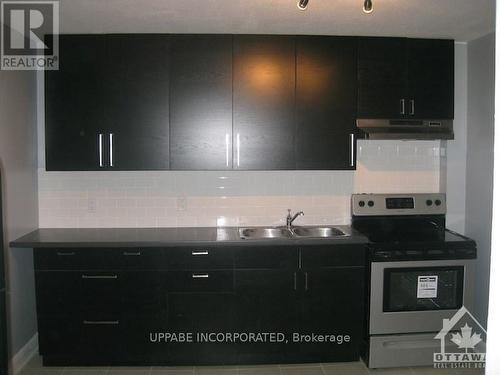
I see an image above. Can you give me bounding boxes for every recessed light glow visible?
[363,0,373,14]
[297,0,309,11]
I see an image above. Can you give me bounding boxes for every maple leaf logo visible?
[450,324,482,353]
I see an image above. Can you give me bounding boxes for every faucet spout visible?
[286,209,304,229]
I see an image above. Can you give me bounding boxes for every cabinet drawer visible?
[36,271,121,317]
[234,246,298,269]
[167,270,233,292]
[34,248,164,270]
[38,316,122,358]
[300,245,366,268]
[165,247,233,270]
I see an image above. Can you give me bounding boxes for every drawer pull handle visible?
[83,320,119,325]
[123,251,142,256]
[192,251,209,256]
[192,273,209,279]
[81,275,118,279]
[57,251,75,256]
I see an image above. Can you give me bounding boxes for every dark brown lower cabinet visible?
[235,270,299,364]
[166,292,237,365]
[34,245,365,366]
[298,267,365,362]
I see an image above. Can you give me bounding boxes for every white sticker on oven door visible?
[417,275,438,299]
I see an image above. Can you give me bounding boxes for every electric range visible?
[351,193,477,369]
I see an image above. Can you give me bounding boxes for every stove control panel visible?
[352,193,446,216]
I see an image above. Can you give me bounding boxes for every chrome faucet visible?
[286,209,304,229]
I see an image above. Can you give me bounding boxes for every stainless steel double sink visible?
[238,226,347,240]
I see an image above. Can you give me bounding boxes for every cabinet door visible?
[45,35,106,171]
[120,271,167,361]
[104,35,170,170]
[233,36,296,170]
[167,292,237,365]
[170,35,233,170]
[299,267,365,362]
[296,36,357,170]
[407,39,454,119]
[235,270,299,363]
[357,37,408,119]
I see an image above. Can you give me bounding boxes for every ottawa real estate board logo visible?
[434,307,487,369]
[1,0,59,70]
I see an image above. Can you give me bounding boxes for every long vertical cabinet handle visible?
[400,99,405,115]
[410,100,415,116]
[293,272,297,291]
[109,133,114,167]
[98,133,104,167]
[304,272,309,291]
[236,133,241,168]
[350,133,355,167]
[225,133,230,167]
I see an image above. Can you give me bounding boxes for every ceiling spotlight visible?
[297,0,309,11]
[363,0,373,14]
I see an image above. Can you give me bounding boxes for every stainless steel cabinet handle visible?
[305,272,309,291]
[57,251,75,256]
[192,273,209,279]
[225,133,230,167]
[410,99,415,115]
[236,133,241,167]
[400,99,405,115]
[294,272,297,291]
[98,133,104,167]
[123,251,141,256]
[350,133,355,167]
[83,320,119,325]
[109,133,114,167]
[81,275,118,279]
[192,251,209,256]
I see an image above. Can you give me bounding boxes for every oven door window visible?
[383,266,464,312]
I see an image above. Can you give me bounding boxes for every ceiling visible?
[59,0,495,42]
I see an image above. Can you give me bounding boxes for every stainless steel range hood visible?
[356,119,454,140]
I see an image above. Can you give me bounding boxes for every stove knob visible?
[358,201,365,207]
[426,200,433,206]
[435,199,442,206]
[368,200,375,207]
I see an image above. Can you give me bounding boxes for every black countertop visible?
[10,226,369,248]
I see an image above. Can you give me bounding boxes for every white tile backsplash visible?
[38,140,442,228]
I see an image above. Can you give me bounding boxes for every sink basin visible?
[239,227,292,240]
[292,227,346,238]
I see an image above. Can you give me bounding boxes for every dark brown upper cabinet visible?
[45,35,106,171]
[296,36,357,170]
[357,37,454,119]
[169,35,233,170]
[233,35,296,170]
[45,34,455,172]
[103,35,171,170]
[46,34,171,171]
[407,39,454,119]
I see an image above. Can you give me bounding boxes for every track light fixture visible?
[363,0,373,14]
[297,0,309,11]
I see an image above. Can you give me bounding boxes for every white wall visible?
[485,2,500,372]
[445,42,468,233]
[466,32,495,326]
[0,71,38,358]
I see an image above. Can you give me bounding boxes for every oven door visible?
[370,259,475,335]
